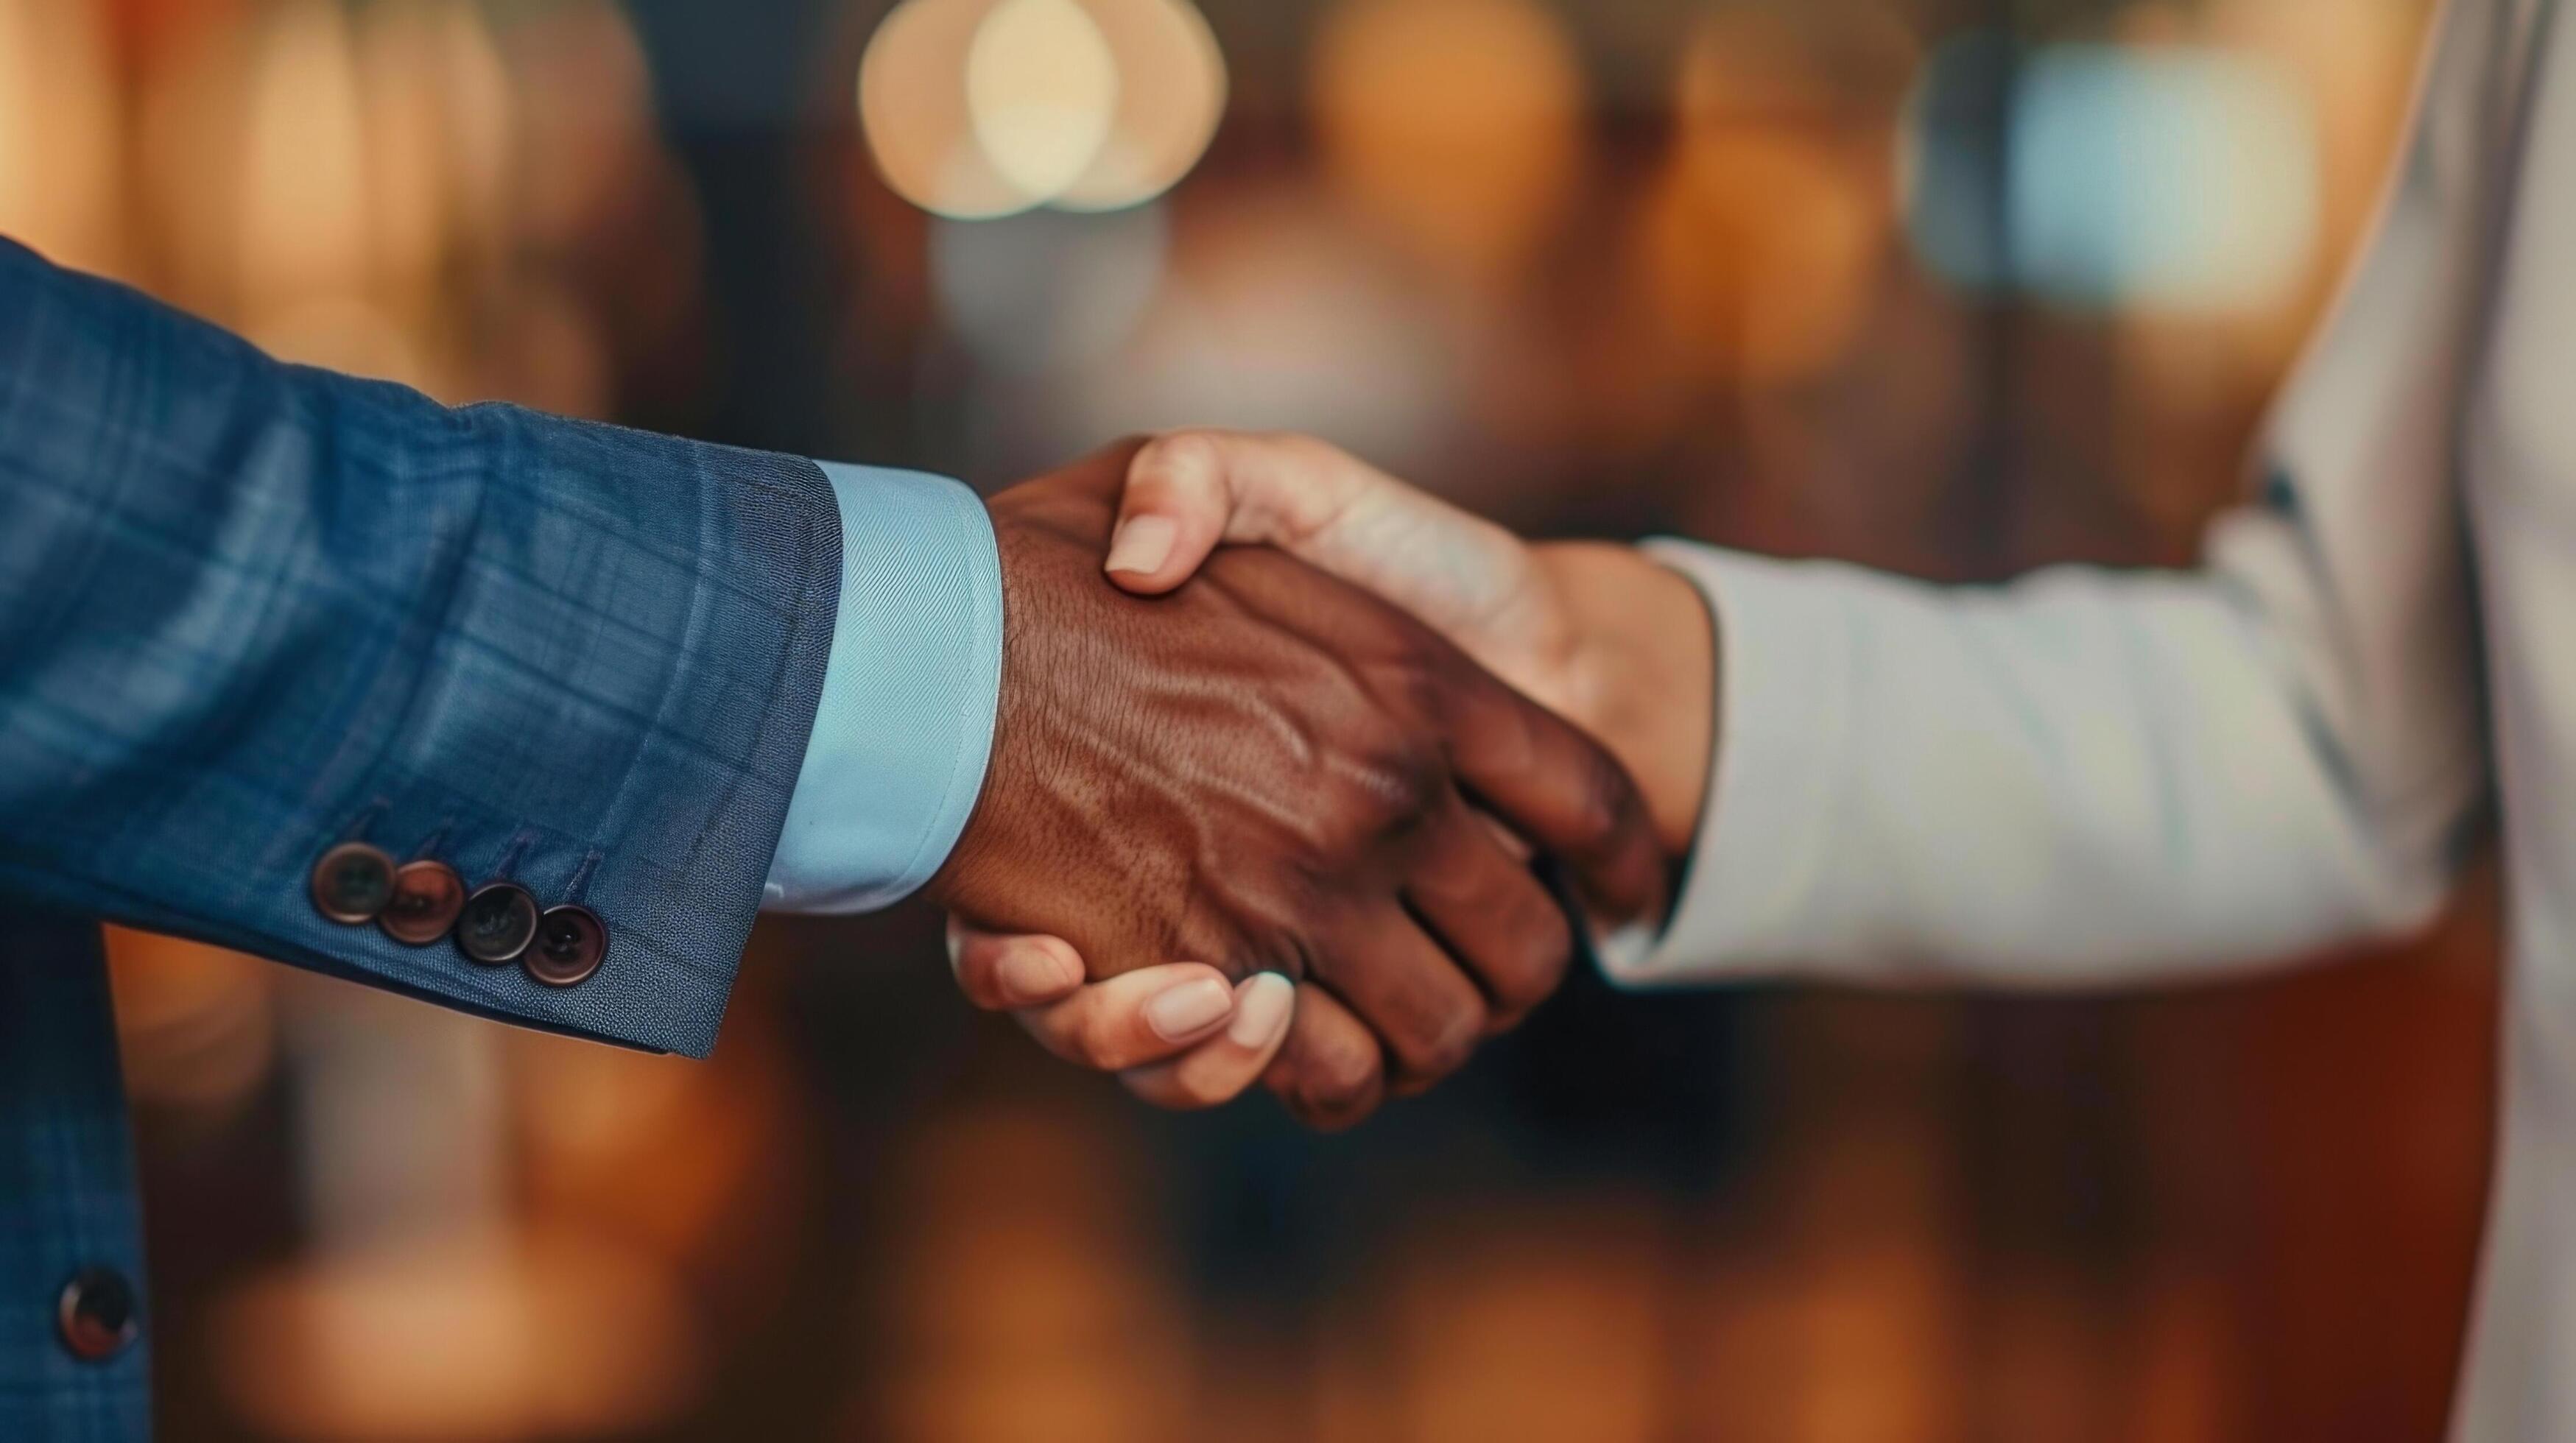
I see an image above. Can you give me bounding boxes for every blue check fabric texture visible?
[0,235,845,1440]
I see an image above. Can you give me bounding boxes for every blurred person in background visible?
[958,0,2576,1437]
[0,227,1666,1439]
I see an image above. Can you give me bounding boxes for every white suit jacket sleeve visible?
[1619,0,2519,990]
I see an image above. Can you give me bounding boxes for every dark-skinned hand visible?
[928,443,1667,1126]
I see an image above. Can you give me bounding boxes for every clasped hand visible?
[932,436,1713,1128]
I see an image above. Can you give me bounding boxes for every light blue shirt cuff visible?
[763,462,1002,914]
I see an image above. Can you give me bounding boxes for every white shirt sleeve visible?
[1610,0,2513,990]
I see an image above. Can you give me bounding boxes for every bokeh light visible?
[1055,0,1228,213]
[861,0,1035,220]
[966,0,1120,202]
[106,930,277,1115]
[0,0,124,275]
[2014,49,2318,311]
[870,1108,1189,1443]
[1903,38,2322,312]
[1311,0,1583,278]
[215,1229,706,1442]
[1049,188,1459,468]
[862,0,1225,220]
[1633,10,1903,386]
[236,0,372,316]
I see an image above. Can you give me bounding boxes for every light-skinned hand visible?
[948,431,1714,1123]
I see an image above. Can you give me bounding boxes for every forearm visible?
[0,237,842,1055]
[1601,542,2478,989]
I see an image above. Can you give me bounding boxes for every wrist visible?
[1536,544,1714,855]
[923,489,1052,918]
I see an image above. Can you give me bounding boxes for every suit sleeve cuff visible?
[763,463,1002,914]
[1596,541,1853,986]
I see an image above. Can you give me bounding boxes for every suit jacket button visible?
[455,882,540,965]
[525,904,608,987]
[310,843,396,925]
[379,861,467,945]
[57,1269,140,1362]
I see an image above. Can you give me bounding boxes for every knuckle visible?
[1391,648,1453,724]
[1134,429,1222,493]
[1496,910,1576,1013]
[1075,1010,1130,1070]
[1321,749,1443,850]
[1295,1037,1382,1115]
[1565,749,1630,851]
[1397,1004,1482,1082]
[1379,751,1446,826]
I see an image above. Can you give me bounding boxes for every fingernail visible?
[996,945,1079,1003]
[1227,973,1295,1048]
[1105,515,1178,576]
[1591,919,1658,977]
[1143,975,1233,1041]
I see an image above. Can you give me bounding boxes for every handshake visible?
[923,431,1717,1128]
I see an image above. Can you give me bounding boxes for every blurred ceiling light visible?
[0,0,126,275]
[1055,0,1227,212]
[1309,0,1583,280]
[863,0,1041,219]
[1903,38,2321,313]
[862,0,1225,220]
[967,0,1121,201]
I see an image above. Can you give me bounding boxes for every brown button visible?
[57,1269,140,1363]
[525,904,608,988]
[379,860,467,945]
[310,842,396,925]
[455,882,540,965]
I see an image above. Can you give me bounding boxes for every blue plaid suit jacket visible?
[0,237,843,1439]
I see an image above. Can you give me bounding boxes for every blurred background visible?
[1,0,2498,1438]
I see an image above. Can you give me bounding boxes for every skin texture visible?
[1104,431,1716,850]
[1517,543,1717,855]
[928,445,1669,1122]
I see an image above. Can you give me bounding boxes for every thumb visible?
[1102,430,1373,595]
[1106,430,1542,663]
[1103,431,1248,594]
